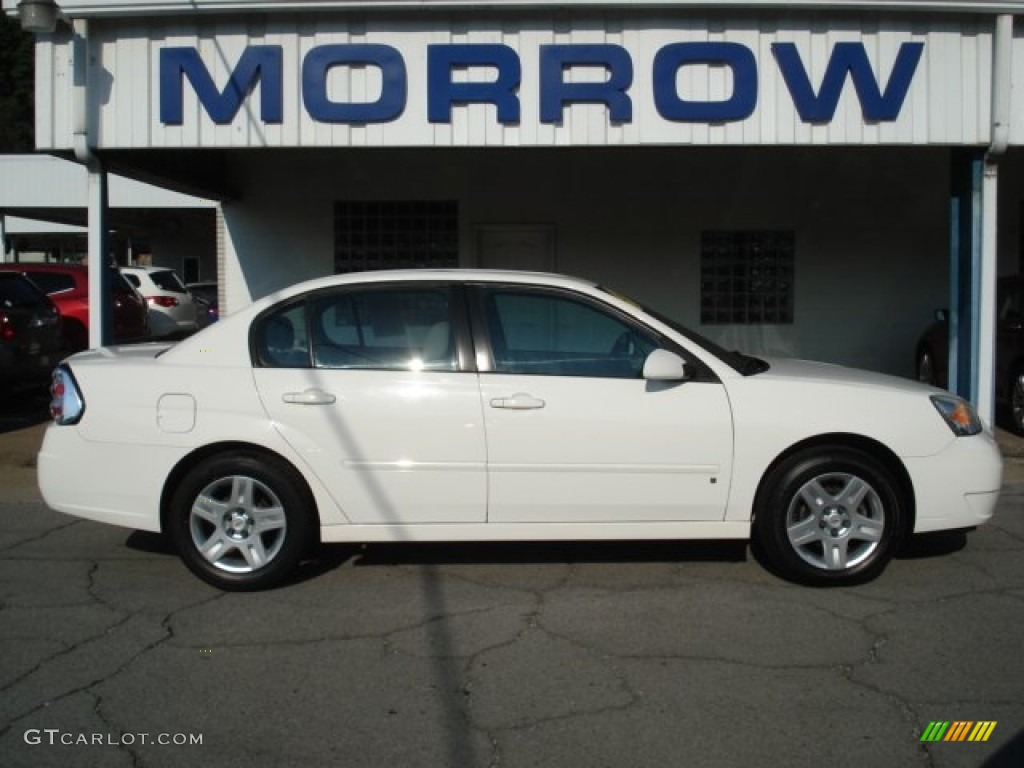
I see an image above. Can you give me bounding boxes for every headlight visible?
[930,394,982,437]
[50,365,85,425]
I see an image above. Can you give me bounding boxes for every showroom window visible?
[334,201,458,274]
[700,231,794,324]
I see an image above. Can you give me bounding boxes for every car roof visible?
[123,265,175,273]
[246,268,599,311]
[0,263,85,272]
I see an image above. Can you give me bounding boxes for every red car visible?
[0,264,149,351]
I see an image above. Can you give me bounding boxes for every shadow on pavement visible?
[0,389,49,435]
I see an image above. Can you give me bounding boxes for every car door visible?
[472,284,734,523]
[251,283,487,525]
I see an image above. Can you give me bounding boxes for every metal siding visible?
[36,13,1007,150]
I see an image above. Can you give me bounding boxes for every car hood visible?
[755,356,938,395]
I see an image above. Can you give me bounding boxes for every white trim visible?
[5,0,1024,18]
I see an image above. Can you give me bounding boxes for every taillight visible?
[50,366,85,425]
[148,296,179,308]
[0,314,13,341]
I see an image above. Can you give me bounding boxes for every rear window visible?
[149,270,187,293]
[111,269,136,293]
[0,273,48,308]
[25,272,76,295]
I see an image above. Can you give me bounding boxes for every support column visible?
[85,163,112,347]
[73,17,112,348]
[949,148,998,427]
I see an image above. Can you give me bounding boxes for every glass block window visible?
[334,201,458,274]
[700,231,795,324]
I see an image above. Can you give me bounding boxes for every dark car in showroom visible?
[0,263,149,351]
[916,274,1024,432]
[186,280,219,328]
[0,272,64,394]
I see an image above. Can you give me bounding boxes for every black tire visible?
[753,447,907,586]
[169,452,316,591]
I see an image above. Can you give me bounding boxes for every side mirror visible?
[642,349,690,382]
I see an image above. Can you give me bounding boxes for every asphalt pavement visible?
[1,399,1023,768]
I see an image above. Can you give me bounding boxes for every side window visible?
[483,288,658,378]
[310,286,456,371]
[256,303,310,368]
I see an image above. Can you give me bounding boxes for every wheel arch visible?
[159,441,322,537]
[752,433,916,530]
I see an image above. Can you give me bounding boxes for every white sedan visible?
[39,270,1002,590]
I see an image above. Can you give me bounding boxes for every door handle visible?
[489,393,545,410]
[282,388,336,405]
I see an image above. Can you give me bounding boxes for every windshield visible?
[598,286,769,376]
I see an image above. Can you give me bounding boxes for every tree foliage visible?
[0,12,35,152]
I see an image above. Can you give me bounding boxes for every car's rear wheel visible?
[169,452,315,590]
[754,447,906,586]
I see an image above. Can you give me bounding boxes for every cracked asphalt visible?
[1,406,1023,767]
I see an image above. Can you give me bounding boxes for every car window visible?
[255,303,310,368]
[149,270,188,293]
[309,286,457,371]
[111,269,136,293]
[0,273,49,308]
[123,273,141,288]
[25,272,75,295]
[482,287,658,378]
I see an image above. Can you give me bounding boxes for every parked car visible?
[916,275,1024,433]
[121,265,199,338]
[0,272,64,393]
[186,280,219,328]
[40,270,1001,591]
[0,263,149,351]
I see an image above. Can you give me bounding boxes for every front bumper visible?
[905,430,1003,533]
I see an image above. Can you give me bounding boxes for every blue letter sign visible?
[772,41,924,123]
[653,42,758,122]
[157,39,924,132]
[539,45,634,124]
[428,44,522,124]
[160,46,283,125]
[302,44,407,123]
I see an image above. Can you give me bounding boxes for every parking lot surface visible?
[1,404,1023,768]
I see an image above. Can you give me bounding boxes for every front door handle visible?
[490,393,546,410]
[282,388,336,405]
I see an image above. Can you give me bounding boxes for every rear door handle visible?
[489,393,546,410]
[282,388,336,405]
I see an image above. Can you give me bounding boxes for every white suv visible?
[121,266,199,338]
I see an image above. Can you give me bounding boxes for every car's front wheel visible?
[1010,368,1024,435]
[753,447,907,586]
[169,452,316,591]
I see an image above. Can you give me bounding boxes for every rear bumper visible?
[906,431,1003,533]
[37,425,178,533]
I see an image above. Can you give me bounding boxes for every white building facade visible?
[7,0,1023,412]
